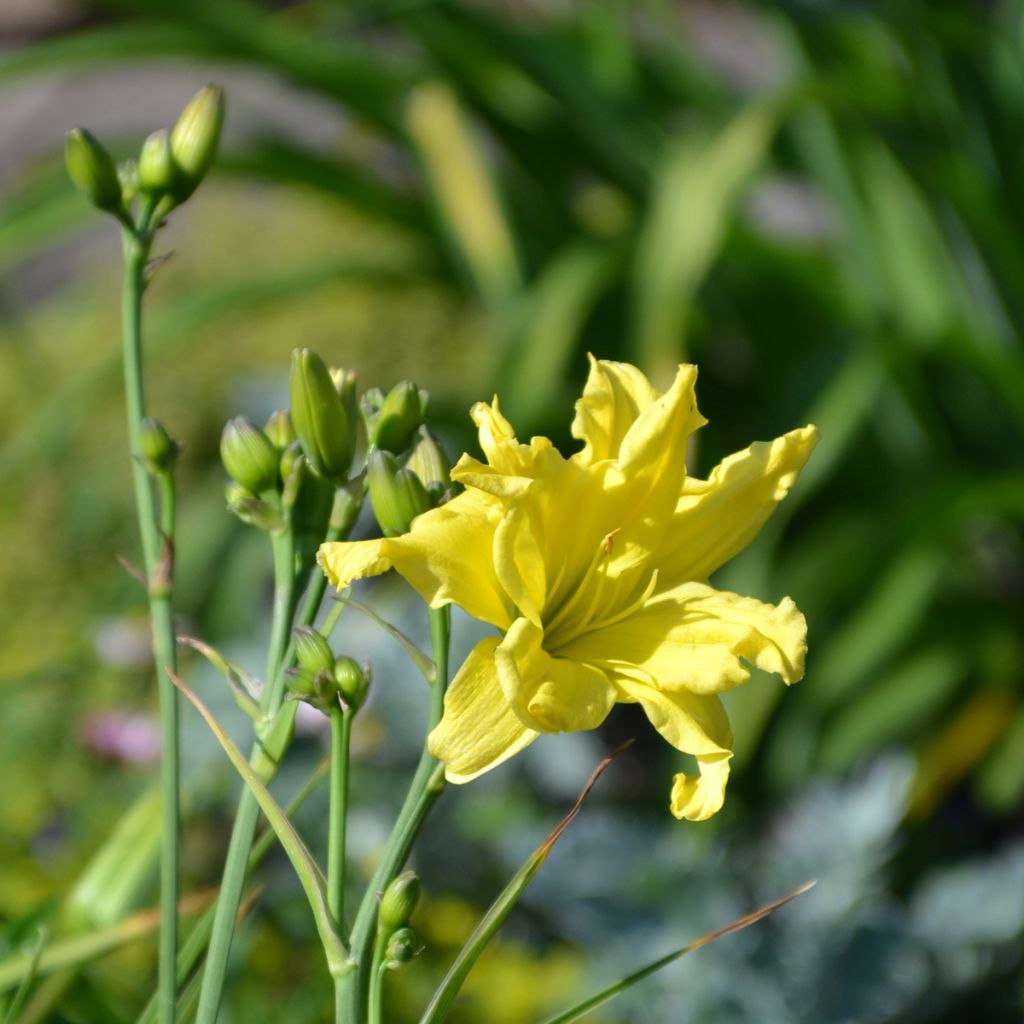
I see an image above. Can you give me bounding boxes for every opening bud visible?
[264,410,296,452]
[220,417,279,494]
[367,450,430,536]
[372,381,426,454]
[293,626,334,676]
[170,85,225,201]
[139,416,178,473]
[384,927,423,969]
[333,656,369,710]
[379,871,421,932]
[405,427,450,501]
[65,127,123,214]
[290,348,353,481]
[138,129,177,196]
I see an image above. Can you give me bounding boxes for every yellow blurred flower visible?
[319,358,817,820]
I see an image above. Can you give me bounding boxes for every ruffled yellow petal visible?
[494,617,615,733]
[428,638,538,783]
[559,581,807,694]
[493,503,547,627]
[317,538,391,590]
[655,425,818,586]
[670,754,731,822]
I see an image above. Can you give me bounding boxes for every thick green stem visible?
[338,606,450,1022]
[120,227,179,1024]
[327,708,354,934]
[194,528,297,1024]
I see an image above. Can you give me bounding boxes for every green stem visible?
[367,936,388,1024]
[194,527,297,1024]
[339,607,450,1021]
[120,226,179,1024]
[327,708,354,933]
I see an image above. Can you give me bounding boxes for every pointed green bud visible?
[279,439,303,482]
[367,450,430,536]
[290,348,353,480]
[293,626,334,675]
[139,416,178,473]
[372,381,424,454]
[333,656,369,710]
[264,410,296,452]
[379,871,421,932]
[405,427,449,500]
[220,417,279,493]
[225,482,284,531]
[65,127,123,213]
[384,927,422,969]
[329,478,364,536]
[170,84,225,200]
[286,666,318,698]
[138,129,177,195]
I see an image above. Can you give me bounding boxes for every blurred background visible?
[2,1,1024,1021]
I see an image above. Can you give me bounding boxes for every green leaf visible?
[178,635,262,722]
[334,594,434,683]
[1,929,46,1023]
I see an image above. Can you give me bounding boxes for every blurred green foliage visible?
[2,0,1024,1021]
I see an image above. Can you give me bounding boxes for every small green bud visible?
[65,127,123,213]
[225,482,284,531]
[139,416,178,473]
[118,160,140,206]
[220,417,279,493]
[372,381,424,454]
[280,439,303,482]
[329,478,364,536]
[293,626,334,675]
[333,656,369,710]
[170,84,225,200]
[290,348,353,480]
[138,129,177,195]
[367,450,430,536]
[379,871,421,932]
[286,666,317,698]
[264,410,296,452]
[384,927,422,969]
[405,427,449,500]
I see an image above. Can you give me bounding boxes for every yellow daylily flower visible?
[319,358,817,821]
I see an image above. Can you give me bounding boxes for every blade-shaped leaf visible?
[179,635,262,721]
[333,594,434,682]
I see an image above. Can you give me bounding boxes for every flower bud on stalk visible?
[65,127,123,214]
[333,656,369,710]
[406,427,449,502]
[139,416,178,474]
[379,871,421,933]
[225,482,284,532]
[220,417,279,494]
[264,410,296,452]
[118,160,140,207]
[384,927,422,969]
[293,626,334,675]
[290,348,353,481]
[367,450,430,536]
[372,381,427,455]
[138,129,177,196]
[170,84,225,201]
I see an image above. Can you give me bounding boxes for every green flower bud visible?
[405,427,449,499]
[367,450,430,536]
[118,160,140,206]
[138,129,177,195]
[220,417,279,493]
[372,381,425,454]
[264,410,296,452]
[280,439,303,482]
[290,348,353,480]
[329,478,364,537]
[286,666,318,698]
[225,482,284,532]
[293,626,334,675]
[333,656,369,710]
[65,127,123,213]
[384,927,422,969]
[379,871,421,932]
[139,416,178,473]
[170,84,225,200]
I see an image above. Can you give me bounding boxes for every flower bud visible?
[225,482,284,532]
[138,129,177,195]
[279,439,303,482]
[220,417,279,493]
[290,348,353,480]
[170,85,224,200]
[118,160,140,206]
[384,927,422,969]
[264,410,296,452]
[372,381,425,454]
[367,450,430,536]
[65,127,123,213]
[333,656,369,710]
[379,871,420,932]
[405,427,449,499]
[139,416,178,473]
[293,626,334,675]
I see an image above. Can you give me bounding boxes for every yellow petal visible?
[494,617,615,733]
[560,581,807,694]
[655,425,818,585]
[428,638,538,782]
[493,502,547,627]
[317,538,391,590]
[670,754,731,822]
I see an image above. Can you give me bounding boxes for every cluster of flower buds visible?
[66,85,224,229]
[287,626,369,714]
[377,870,425,971]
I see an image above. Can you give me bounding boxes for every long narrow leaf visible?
[334,595,434,682]
[1,929,46,1024]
